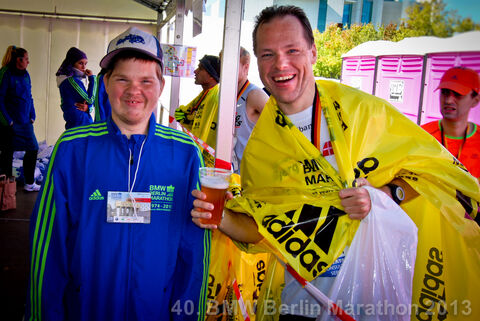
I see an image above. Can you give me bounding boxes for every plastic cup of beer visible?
[198,167,231,225]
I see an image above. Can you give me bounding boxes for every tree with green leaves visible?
[313,23,386,79]
[313,0,480,79]
[395,0,480,39]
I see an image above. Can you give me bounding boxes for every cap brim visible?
[99,47,163,69]
[436,81,472,95]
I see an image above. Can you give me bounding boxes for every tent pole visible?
[168,0,185,129]
[214,0,244,169]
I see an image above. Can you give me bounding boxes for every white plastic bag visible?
[320,186,418,321]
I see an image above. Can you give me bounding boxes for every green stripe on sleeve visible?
[68,77,94,104]
[197,229,211,321]
[29,127,109,320]
[154,129,198,147]
[154,126,205,166]
[29,138,60,320]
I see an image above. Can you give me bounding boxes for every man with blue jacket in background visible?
[26,26,210,321]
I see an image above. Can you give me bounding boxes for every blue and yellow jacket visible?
[26,114,210,321]
[58,75,96,129]
[0,66,36,126]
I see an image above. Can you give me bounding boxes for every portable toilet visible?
[341,40,394,94]
[373,37,446,123]
[343,38,428,123]
[342,39,429,122]
[420,31,480,125]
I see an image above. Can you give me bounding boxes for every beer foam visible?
[200,175,229,189]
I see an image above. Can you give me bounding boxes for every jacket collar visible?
[106,113,156,143]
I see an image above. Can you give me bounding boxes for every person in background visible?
[56,47,96,129]
[231,47,268,174]
[26,27,209,320]
[0,45,40,192]
[175,54,220,127]
[93,68,112,122]
[174,54,221,167]
[422,66,480,178]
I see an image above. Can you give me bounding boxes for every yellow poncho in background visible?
[175,84,220,167]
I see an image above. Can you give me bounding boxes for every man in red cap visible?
[422,66,480,178]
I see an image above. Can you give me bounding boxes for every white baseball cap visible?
[99,27,163,69]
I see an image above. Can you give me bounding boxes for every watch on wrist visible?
[386,183,405,205]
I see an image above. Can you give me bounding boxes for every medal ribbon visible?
[440,121,468,160]
[237,80,250,101]
[311,86,322,150]
[191,88,210,113]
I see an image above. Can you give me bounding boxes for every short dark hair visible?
[472,91,478,98]
[252,5,314,56]
[104,50,162,78]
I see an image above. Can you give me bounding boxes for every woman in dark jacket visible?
[56,47,96,129]
[0,45,40,191]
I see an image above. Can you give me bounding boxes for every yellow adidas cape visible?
[227,80,480,321]
[176,84,220,167]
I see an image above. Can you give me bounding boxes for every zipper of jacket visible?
[124,136,146,319]
[125,138,134,320]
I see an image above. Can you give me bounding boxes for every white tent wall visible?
[0,0,157,145]
[1,0,269,145]
[1,0,324,145]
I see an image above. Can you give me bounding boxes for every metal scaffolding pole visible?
[168,0,185,129]
[214,0,244,169]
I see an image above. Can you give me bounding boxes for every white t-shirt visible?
[281,106,343,317]
[286,106,338,171]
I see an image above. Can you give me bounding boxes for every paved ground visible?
[1,182,39,321]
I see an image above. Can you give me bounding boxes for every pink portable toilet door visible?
[341,56,376,94]
[374,55,424,123]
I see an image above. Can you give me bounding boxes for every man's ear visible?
[310,43,317,64]
[472,93,480,109]
[159,76,166,95]
[103,74,109,87]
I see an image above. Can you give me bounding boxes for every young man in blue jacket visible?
[26,27,210,321]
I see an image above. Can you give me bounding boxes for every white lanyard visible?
[128,137,147,216]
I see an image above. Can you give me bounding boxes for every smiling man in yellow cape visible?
[191,5,480,321]
[228,78,480,320]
